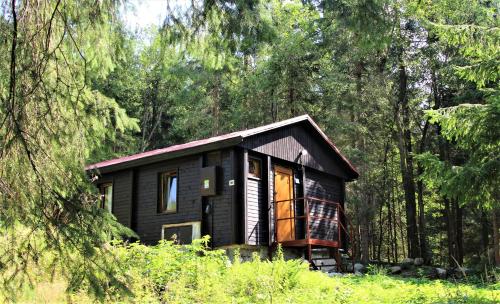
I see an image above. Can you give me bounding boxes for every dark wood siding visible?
[135,155,202,244]
[240,122,350,179]
[203,149,235,247]
[305,169,342,241]
[305,170,342,202]
[113,170,134,227]
[98,150,237,247]
[96,170,133,228]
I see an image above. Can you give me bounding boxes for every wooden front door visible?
[274,165,295,242]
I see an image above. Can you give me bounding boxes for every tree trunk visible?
[442,199,464,267]
[493,209,500,266]
[397,187,407,259]
[360,193,372,264]
[455,201,464,265]
[480,209,489,257]
[390,156,399,262]
[417,122,429,263]
[387,194,395,263]
[394,55,419,258]
[377,201,384,261]
[437,115,465,267]
[354,204,362,262]
[417,177,428,262]
[444,197,456,267]
[378,141,390,262]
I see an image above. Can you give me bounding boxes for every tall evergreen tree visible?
[0,0,138,297]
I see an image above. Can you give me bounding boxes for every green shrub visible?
[366,264,389,276]
[3,237,499,303]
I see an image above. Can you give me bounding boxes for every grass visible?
[2,238,499,303]
[11,272,499,303]
[334,275,499,304]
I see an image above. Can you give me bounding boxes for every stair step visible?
[312,258,338,273]
[312,258,337,265]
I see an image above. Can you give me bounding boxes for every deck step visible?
[311,249,330,259]
[311,258,337,272]
[311,256,355,273]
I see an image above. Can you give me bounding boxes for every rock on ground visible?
[414,258,424,266]
[436,268,447,279]
[401,258,414,270]
[354,263,365,273]
[390,266,402,274]
[344,263,354,272]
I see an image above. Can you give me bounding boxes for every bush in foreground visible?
[4,237,499,303]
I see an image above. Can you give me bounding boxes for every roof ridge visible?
[85,114,358,179]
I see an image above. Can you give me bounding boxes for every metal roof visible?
[86,115,358,178]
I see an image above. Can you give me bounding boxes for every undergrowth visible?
[1,237,498,303]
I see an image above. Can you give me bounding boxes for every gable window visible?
[99,183,113,213]
[248,157,261,179]
[159,171,178,213]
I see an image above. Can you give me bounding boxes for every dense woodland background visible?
[0,0,498,296]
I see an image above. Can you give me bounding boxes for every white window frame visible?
[161,221,201,242]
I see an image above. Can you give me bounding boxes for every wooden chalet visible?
[86,115,359,270]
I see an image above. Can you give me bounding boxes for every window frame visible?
[99,182,113,213]
[248,157,262,180]
[158,170,179,214]
[161,221,201,243]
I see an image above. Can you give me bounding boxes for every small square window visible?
[159,171,178,213]
[99,183,113,213]
[248,157,261,179]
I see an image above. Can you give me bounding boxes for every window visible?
[161,222,201,244]
[248,157,261,179]
[99,183,113,213]
[159,171,178,213]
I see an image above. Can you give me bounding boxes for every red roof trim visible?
[86,115,359,177]
[85,131,243,170]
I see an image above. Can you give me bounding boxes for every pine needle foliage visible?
[0,0,138,300]
[414,0,499,210]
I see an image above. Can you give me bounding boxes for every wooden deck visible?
[272,197,354,271]
[279,239,339,247]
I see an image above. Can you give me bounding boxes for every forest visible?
[0,0,498,302]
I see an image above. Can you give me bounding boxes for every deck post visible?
[337,203,341,249]
[307,244,312,264]
[335,248,341,272]
[305,199,311,241]
[305,199,312,265]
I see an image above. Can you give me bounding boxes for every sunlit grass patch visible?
[2,238,498,303]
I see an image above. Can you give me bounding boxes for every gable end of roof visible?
[86,114,359,179]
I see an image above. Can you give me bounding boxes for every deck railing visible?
[271,197,354,256]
